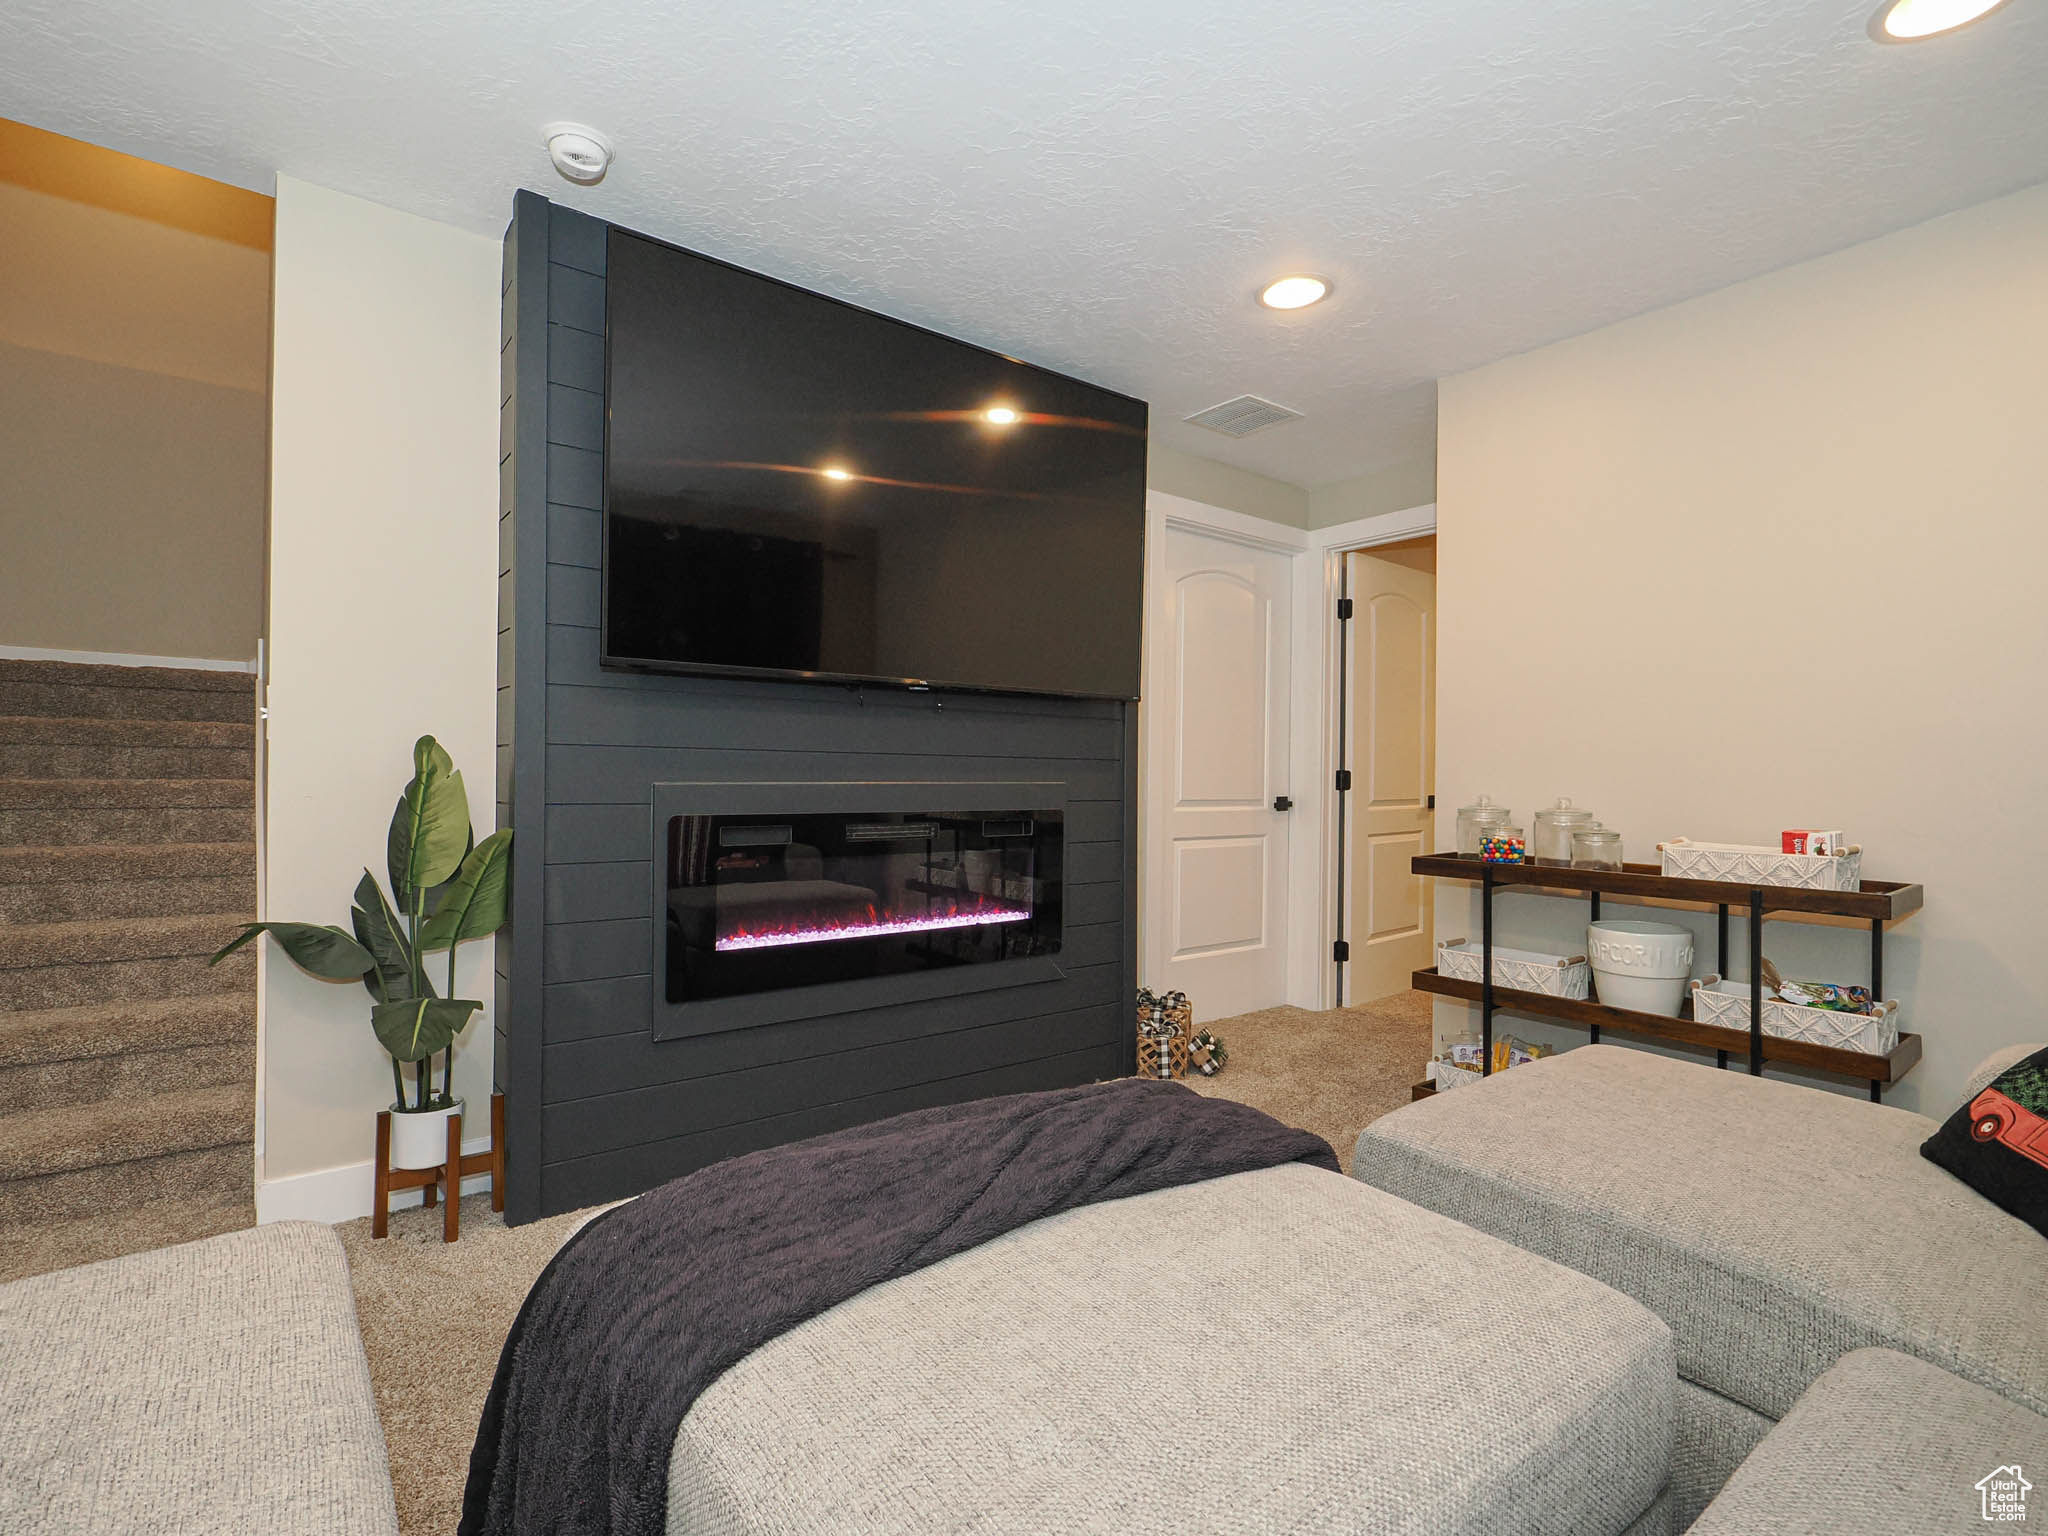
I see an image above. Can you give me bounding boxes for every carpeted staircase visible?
[0,658,259,1282]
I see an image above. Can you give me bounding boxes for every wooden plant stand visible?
[372,1091,506,1243]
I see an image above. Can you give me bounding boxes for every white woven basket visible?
[1437,939,1591,1000]
[1658,839,1863,893]
[1690,976,1900,1054]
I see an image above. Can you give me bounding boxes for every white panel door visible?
[1343,550,1436,1003]
[1146,526,1293,1022]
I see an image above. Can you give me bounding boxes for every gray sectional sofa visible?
[1689,1347,2048,1535]
[5,1046,2038,1534]
[0,1222,397,1536]
[1356,1042,2048,1529]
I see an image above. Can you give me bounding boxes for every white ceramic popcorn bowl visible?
[1587,919,1694,1017]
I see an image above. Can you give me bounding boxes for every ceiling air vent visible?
[1182,395,1303,438]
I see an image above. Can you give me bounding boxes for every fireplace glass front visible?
[665,808,1063,1004]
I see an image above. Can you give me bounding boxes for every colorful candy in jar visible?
[1480,831,1527,863]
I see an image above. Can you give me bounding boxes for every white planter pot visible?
[388,1097,463,1170]
[1592,971,1690,1017]
[1587,920,1694,1018]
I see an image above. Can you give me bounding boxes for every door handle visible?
[1273,796,1294,812]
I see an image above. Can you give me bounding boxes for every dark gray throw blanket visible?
[460,1078,1336,1536]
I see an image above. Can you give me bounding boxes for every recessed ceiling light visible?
[1869,0,2011,40]
[820,465,853,481]
[1259,275,1330,311]
[983,406,1020,426]
[541,122,614,184]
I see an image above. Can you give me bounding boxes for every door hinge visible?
[1272,795,1293,812]
[1334,768,1352,792]
[1332,939,1351,963]
[1335,597,1354,621]
[1427,794,1436,810]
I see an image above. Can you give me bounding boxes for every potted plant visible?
[213,735,512,1168]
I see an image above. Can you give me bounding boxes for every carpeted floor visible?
[338,990,1432,1536]
[1181,989,1431,1174]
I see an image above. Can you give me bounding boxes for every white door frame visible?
[1292,503,1438,1011]
[1139,493,1437,1013]
[1140,492,1308,1010]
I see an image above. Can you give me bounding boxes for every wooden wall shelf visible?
[1412,854,1922,923]
[1412,967,1922,1085]
[1416,852,1926,1099]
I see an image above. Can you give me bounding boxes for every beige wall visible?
[1308,450,1437,530]
[1148,441,1309,527]
[0,340,267,658]
[1435,180,2048,1115]
[262,177,502,1183]
[0,180,269,659]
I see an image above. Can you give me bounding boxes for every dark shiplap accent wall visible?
[496,192,1140,1222]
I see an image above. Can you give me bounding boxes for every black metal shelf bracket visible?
[1748,891,1765,1076]
[1716,902,1730,1070]
[1481,865,1495,1075]
[1869,917,1886,1102]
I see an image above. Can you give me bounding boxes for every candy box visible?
[1781,828,1845,856]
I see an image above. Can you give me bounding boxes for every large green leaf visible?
[210,922,373,981]
[387,735,470,911]
[418,830,513,952]
[370,997,482,1064]
[350,870,433,1004]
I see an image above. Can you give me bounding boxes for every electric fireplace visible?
[650,782,1067,1039]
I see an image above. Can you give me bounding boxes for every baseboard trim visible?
[0,644,259,673]
[256,1133,496,1225]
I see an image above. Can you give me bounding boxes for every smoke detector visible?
[542,123,613,185]
[1183,395,1304,439]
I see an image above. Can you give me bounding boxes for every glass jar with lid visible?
[1480,823,1528,863]
[1533,798,1597,863]
[1570,826,1624,870]
[1456,795,1513,856]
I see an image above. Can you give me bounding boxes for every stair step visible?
[0,659,254,694]
[0,911,254,971]
[0,1039,253,1116]
[0,740,253,779]
[0,1082,253,1183]
[0,1140,250,1232]
[0,777,252,809]
[0,806,253,845]
[0,1187,252,1285]
[0,841,256,886]
[0,679,254,724]
[0,945,254,1011]
[0,871,256,925]
[0,991,254,1071]
[0,714,254,749]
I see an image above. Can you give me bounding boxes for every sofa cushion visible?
[0,1222,397,1536]
[669,1163,1675,1536]
[1924,1043,2048,1241]
[1690,1348,2048,1535]
[1353,1045,2048,1422]
[1960,1042,2048,1109]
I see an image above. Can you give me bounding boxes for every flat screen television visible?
[601,229,1148,699]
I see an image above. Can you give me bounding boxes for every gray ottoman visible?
[0,1222,397,1536]
[1353,1045,2048,1528]
[668,1163,1676,1535]
[1692,1348,2048,1534]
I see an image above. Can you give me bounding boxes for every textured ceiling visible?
[5,0,2045,486]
